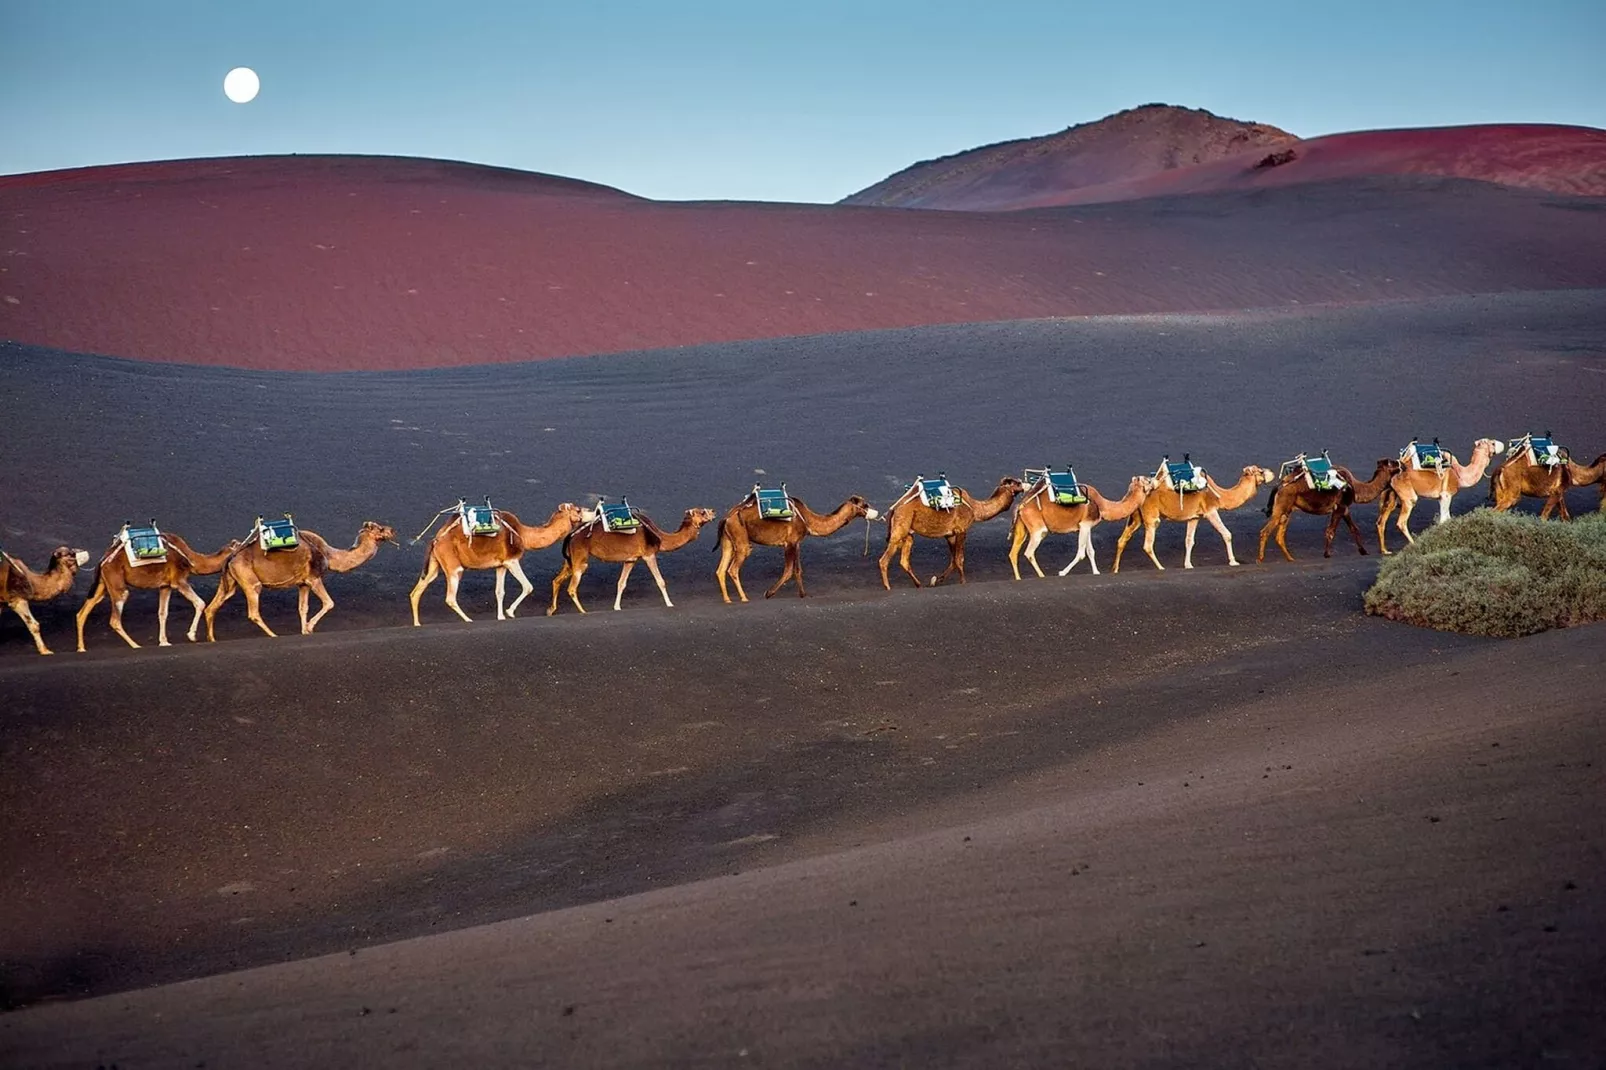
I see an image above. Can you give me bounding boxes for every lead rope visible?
[409,502,465,545]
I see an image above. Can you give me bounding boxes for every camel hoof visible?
[39,649,54,656]
[159,640,171,647]
[1228,561,1240,567]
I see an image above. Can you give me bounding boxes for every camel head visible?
[998,476,1028,496]
[1245,465,1277,487]
[360,521,398,546]
[1133,475,1159,494]
[57,547,91,571]
[684,508,718,527]
[1475,437,1506,457]
[845,495,880,521]
[555,502,590,528]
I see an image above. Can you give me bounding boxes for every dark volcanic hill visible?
[839,104,1297,210]
[842,106,1606,210]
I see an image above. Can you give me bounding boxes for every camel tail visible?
[1263,483,1279,517]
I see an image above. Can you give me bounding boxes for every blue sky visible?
[2,0,1602,202]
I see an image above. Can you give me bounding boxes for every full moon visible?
[223,67,260,104]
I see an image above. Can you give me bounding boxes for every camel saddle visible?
[1402,440,1447,471]
[754,485,794,521]
[1047,469,1088,506]
[257,515,299,552]
[917,475,956,510]
[119,522,168,567]
[1280,453,1347,493]
[597,500,640,533]
[1514,434,1565,468]
[1159,458,1208,494]
[460,501,502,537]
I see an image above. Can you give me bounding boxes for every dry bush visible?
[1363,509,1606,637]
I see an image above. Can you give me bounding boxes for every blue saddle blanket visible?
[1403,442,1446,470]
[1524,437,1564,467]
[918,477,956,509]
[1047,470,1088,506]
[1281,454,1346,492]
[1163,460,1208,493]
[599,502,640,533]
[755,488,794,520]
[461,504,500,537]
[259,517,299,551]
[122,524,167,565]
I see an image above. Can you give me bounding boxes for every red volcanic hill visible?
[3,147,1606,371]
[845,107,1606,210]
[840,104,1298,211]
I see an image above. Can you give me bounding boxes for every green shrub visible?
[1363,510,1606,637]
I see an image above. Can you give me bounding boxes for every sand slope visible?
[3,155,1605,369]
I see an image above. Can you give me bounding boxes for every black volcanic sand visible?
[2,292,1605,1065]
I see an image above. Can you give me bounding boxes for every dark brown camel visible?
[1258,458,1398,563]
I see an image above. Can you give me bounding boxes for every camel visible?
[204,520,396,640]
[1488,436,1578,519]
[1113,464,1276,571]
[1,545,90,655]
[75,529,243,651]
[1377,438,1504,554]
[878,476,1026,589]
[409,502,590,625]
[714,490,879,602]
[1004,473,1156,579]
[1257,457,1399,563]
[548,507,716,615]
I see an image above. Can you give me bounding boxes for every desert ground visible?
[2,131,1605,1065]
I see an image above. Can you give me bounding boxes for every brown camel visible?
[1257,457,1399,563]
[1,545,90,655]
[204,520,396,639]
[713,490,879,603]
[878,476,1026,590]
[1004,473,1156,579]
[548,507,716,615]
[1488,435,1576,519]
[1377,438,1503,554]
[75,529,243,650]
[1114,464,1276,571]
[409,503,589,625]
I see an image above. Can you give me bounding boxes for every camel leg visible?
[156,586,173,646]
[204,571,236,641]
[105,587,141,649]
[1076,520,1101,575]
[493,567,508,621]
[177,579,208,641]
[952,532,968,584]
[931,535,962,586]
[1395,492,1418,546]
[305,577,336,632]
[1436,492,1453,525]
[1339,506,1367,556]
[548,558,572,616]
[792,545,808,598]
[1321,510,1341,559]
[766,544,799,599]
[643,554,674,608]
[504,558,535,617]
[877,536,911,590]
[7,598,54,655]
[409,554,442,627]
[1204,510,1238,566]
[565,559,589,615]
[1008,522,1030,581]
[298,585,312,635]
[75,577,109,652]
[715,537,735,604]
[1270,515,1294,563]
[243,579,278,638]
[613,560,636,611]
[728,545,753,603]
[444,566,473,624]
[896,537,922,588]
[1376,493,1397,555]
[1022,528,1048,579]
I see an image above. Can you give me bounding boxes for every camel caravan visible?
[8,432,1604,655]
